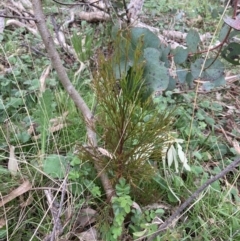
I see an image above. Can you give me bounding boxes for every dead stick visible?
[147,156,240,241]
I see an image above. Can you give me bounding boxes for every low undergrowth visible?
[1,0,240,241]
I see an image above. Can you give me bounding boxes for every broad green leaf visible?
[43,154,67,178]
[186,29,200,53]
[173,175,184,187]
[210,102,223,112]
[70,156,81,166]
[229,29,240,40]
[155,209,165,215]
[131,27,161,49]
[160,44,171,66]
[191,58,205,78]
[174,47,188,64]
[123,204,131,213]
[205,59,225,80]
[166,77,176,91]
[211,8,221,18]
[202,82,215,91]
[190,58,225,90]
[25,79,40,90]
[90,185,101,197]
[118,177,126,186]
[196,111,205,120]
[144,48,169,92]
[177,67,188,83]
[167,187,180,203]
[114,213,124,226]
[16,131,30,143]
[221,42,240,65]
[211,180,221,191]
[186,72,194,85]
[111,226,122,239]
[219,24,230,42]
[191,165,204,174]
[205,116,215,125]
[7,97,23,108]
[1,78,11,86]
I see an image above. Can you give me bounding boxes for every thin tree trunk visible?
[32,0,114,201]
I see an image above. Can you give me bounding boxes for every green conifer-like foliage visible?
[89,29,175,187]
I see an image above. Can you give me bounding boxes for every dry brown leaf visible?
[233,140,240,154]
[220,126,232,144]
[39,65,51,93]
[163,30,187,42]
[57,30,66,46]
[76,227,97,241]
[194,79,205,84]
[132,201,142,212]
[27,123,37,135]
[50,111,68,125]
[28,112,68,140]
[49,123,68,133]
[216,92,222,101]
[0,180,32,207]
[31,134,41,141]
[8,145,19,176]
[143,202,171,211]
[152,216,164,225]
[98,147,114,159]
[76,207,97,228]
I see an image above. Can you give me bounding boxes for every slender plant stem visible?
[32,0,114,201]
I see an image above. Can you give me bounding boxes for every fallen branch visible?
[0,14,36,21]
[43,189,63,241]
[215,126,240,142]
[6,19,38,36]
[77,11,110,22]
[147,156,240,241]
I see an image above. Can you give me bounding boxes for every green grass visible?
[1,0,240,240]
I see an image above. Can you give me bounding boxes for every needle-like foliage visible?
[90,29,175,185]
